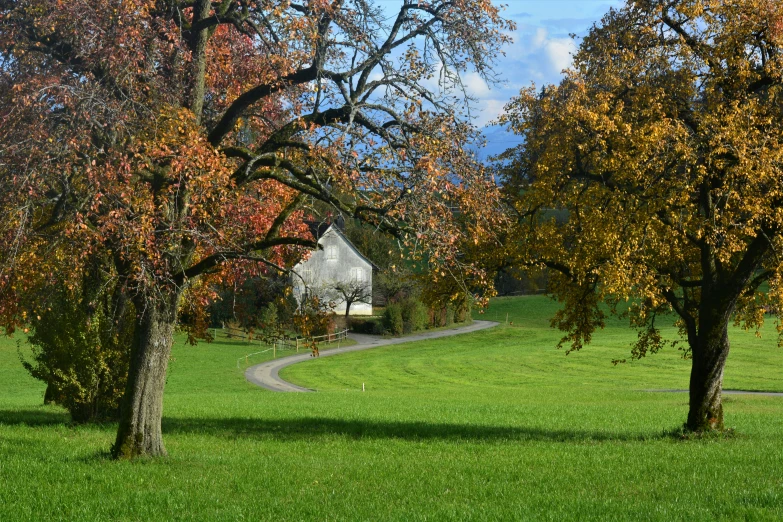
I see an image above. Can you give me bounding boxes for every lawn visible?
[1,296,782,521]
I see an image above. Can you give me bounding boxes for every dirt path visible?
[245,320,498,392]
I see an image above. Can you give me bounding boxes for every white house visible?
[291,222,376,316]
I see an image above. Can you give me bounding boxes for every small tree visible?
[257,302,283,344]
[293,294,335,356]
[332,279,373,318]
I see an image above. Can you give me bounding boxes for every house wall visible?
[292,228,373,315]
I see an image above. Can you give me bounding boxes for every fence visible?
[277,328,350,350]
[234,328,350,368]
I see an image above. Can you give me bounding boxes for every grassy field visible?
[1,296,782,521]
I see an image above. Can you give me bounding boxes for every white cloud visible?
[462,72,490,98]
[544,36,577,74]
[461,26,578,128]
[472,98,507,127]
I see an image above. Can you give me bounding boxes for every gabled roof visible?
[312,222,380,271]
[306,220,332,241]
[305,215,346,240]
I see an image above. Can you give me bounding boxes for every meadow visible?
[1,295,782,521]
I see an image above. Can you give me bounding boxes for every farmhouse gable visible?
[291,222,377,315]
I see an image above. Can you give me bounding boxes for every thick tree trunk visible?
[687,322,730,432]
[112,292,179,459]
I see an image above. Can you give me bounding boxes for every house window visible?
[326,245,338,261]
[350,267,366,283]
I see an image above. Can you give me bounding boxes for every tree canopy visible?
[0,0,511,457]
[500,0,783,432]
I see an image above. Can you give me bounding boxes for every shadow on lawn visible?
[0,408,69,427]
[162,416,666,443]
[0,410,672,443]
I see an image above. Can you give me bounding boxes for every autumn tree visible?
[500,0,783,432]
[0,0,511,457]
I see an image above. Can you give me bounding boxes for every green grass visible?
[2,296,783,521]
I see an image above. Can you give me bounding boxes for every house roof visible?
[306,220,380,271]
[306,220,332,240]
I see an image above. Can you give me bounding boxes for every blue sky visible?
[371,1,625,156]
[471,0,624,127]
[462,0,625,157]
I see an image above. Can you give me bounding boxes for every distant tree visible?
[374,269,418,305]
[332,279,373,318]
[501,0,783,432]
[343,218,398,270]
[207,274,292,329]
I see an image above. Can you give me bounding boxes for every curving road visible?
[245,320,498,392]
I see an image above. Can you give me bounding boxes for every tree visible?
[0,0,510,457]
[332,278,372,318]
[500,0,783,432]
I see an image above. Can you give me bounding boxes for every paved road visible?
[245,320,498,392]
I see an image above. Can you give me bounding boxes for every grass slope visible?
[1,296,782,521]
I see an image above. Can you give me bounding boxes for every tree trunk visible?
[686,322,730,432]
[112,291,179,459]
[43,382,57,405]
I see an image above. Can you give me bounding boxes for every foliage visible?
[383,303,404,336]
[343,218,399,270]
[499,0,783,431]
[400,298,428,334]
[21,275,134,423]
[444,303,455,327]
[374,269,419,305]
[419,270,472,327]
[294,294,334,339]
[257,302,283,344]
[207,275,294,329]
[349,317,383,335]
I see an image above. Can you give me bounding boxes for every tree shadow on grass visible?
[0,408,69,427]
[161,416,670,443]
[0,410,680,444]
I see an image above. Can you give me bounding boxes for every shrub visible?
[350,317,382,335]
[22,285,134,423]
[257,302,281,342]
[293,294,334,338]
[383,303,404,336]
[372,320,385,335]
[401,298,428,333]
[444,303,455,326]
